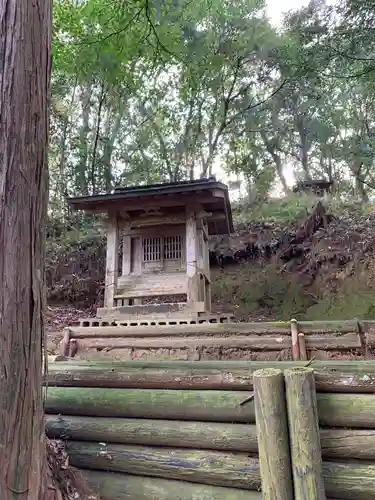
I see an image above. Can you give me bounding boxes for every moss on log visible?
[253,368,293,500]
[285,368,326,500]
[323,461,375,500]
[47,363,375,393]
[46,415,375,461]
[317,393,375,428]
[45,387,375,428]
[66,442,261,490]
[66,442,375,498]
[45,388,255,422]
[46,415,258,452]
[83,470,261,500]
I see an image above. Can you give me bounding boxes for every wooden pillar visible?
[104,213,119,309]
[202,218,211,312]
[122,234,131,277]
[186,210,198,309]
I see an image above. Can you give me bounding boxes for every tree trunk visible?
[102,105,124,192]
[0,0,51,498]
[76,84,92,194]
[353,161,368,202]
[90,83,106,194]
[259,131,290,194]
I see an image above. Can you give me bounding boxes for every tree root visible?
[45,438,100,500]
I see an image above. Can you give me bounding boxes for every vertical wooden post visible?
[202,218,211,312]
[104,212,119,309]
[122,234,131,277]
[285,367,326,500]
[253,368,294,500]
[290,318,300,361]
[186,210,198,309]
[298,333,308,361]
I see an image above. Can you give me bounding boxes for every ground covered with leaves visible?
[46,439,100,500]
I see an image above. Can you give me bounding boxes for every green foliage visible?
[233,193,321,225]
[48,0,375,221]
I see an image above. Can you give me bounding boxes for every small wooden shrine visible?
[68,178,233,320]
[292,179,333,198]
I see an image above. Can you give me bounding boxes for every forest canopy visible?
[51,0,375,216]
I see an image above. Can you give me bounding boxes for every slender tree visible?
[0,0,54,498]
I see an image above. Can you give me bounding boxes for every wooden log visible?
[317,393,375,428]
[46,415,375,460]
[298,333,308,361]
[46,415,258,452]
[66,442,375,499]
[66,320,360,338]
[45,387,375,428]
[323,461,375,500]
[285,367,326,500]
[320,429,375,460]
[47,359,375,372]
[47,363,375,393]
[83,470,262,500]
[73,332,361,351]
[45,388,256,422]
[253,368,294,500]
[66,441,261,490]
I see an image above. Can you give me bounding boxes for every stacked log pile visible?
[60,319,375,361]
[46,359,375,500]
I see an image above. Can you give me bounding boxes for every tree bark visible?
[0,0,51,498]
[76,84,92,194]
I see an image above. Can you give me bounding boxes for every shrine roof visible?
[67,177,233,234]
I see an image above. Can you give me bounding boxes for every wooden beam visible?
[46,363,375,394]
[45,415,375,460]
[121,234,131,278]
[64,321,360,338]
[45,387,375,428]
[186,210,199,308]
[69,332,361,351]
[83,470,262,500]
[65,441,375,499]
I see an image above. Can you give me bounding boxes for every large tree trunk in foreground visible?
[0,1,52,498]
